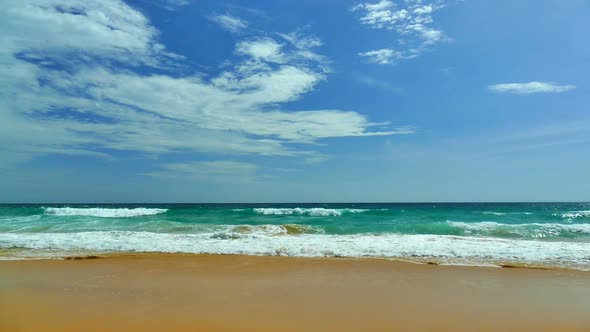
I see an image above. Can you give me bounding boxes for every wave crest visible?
[44,207,168,218]
[559,211,590,220]
[210,224,323,239]
[447,221,590,238]
[2,232,589,270]
[252,208,366,216]
[482,211,506,216]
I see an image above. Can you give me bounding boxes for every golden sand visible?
[1,254,589,331]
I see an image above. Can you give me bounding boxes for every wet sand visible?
[1,254,589,331]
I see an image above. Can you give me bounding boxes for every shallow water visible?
[1,203,589,269]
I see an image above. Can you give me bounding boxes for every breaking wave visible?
[482,211,507,216]
[252,208,367,216]
[559,211,590,220]
[447,221,590,239]
[43,207,168,218]
[1,231,588,270]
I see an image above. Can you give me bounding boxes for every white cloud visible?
[353,0,448,64]
[488,82,576,94]
[278,32,323,49]
[0,0,408,171]
[236,38,285,63]
[358,48,408,64]
[414,4,433,15]
[209,14,248,33]
[389,126,416,134]
[278,31,327,64]
[0,0,175,67]
[163,0,191,10]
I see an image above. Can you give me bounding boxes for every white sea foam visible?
[559,211,590,220]
[481,211,533,216]
[482,211,507,216]
[44,207,168,218]
[229,224,323,235]
[0,215,42,223]
[252,208,366,216]
[1,232,588,270]
[210,224,324,239]
[447,221,590,238]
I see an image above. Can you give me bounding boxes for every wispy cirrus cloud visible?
[145,161,259,183]
[162,0,191,11]
[357,75,403,93]
[0,0,408,173]
[488,82,576,95]
[209,14,248,33]
[353,0,449,64]
[357,48,410,65]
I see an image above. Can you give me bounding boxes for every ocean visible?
[1,203,589,270]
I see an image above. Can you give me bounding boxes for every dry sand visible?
[1,254,589,331]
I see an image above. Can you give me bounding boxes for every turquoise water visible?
[1,203,589,269]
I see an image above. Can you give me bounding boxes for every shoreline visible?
[2,253,590,331]
[1,250,587,272]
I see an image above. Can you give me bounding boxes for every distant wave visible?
[482,211,507,216]
[447,221,590,238]
[44,207,168,218]
[559,211,590,220]
[1,232,588,270]
[252,208,367,217]
[482,211,533,216]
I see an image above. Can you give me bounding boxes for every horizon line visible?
[1,201,589,205]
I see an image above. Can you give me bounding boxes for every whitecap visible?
[482,211,507,216]
[447,221,590,238]
[44,207,168,218]
[559,211,590,220]
[1,231,588,270]
[252,207,366,216]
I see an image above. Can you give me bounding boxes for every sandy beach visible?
[1,254,589,332]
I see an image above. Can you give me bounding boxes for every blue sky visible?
[1,0,589,203]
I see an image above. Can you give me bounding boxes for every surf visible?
[43,207,168,218]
